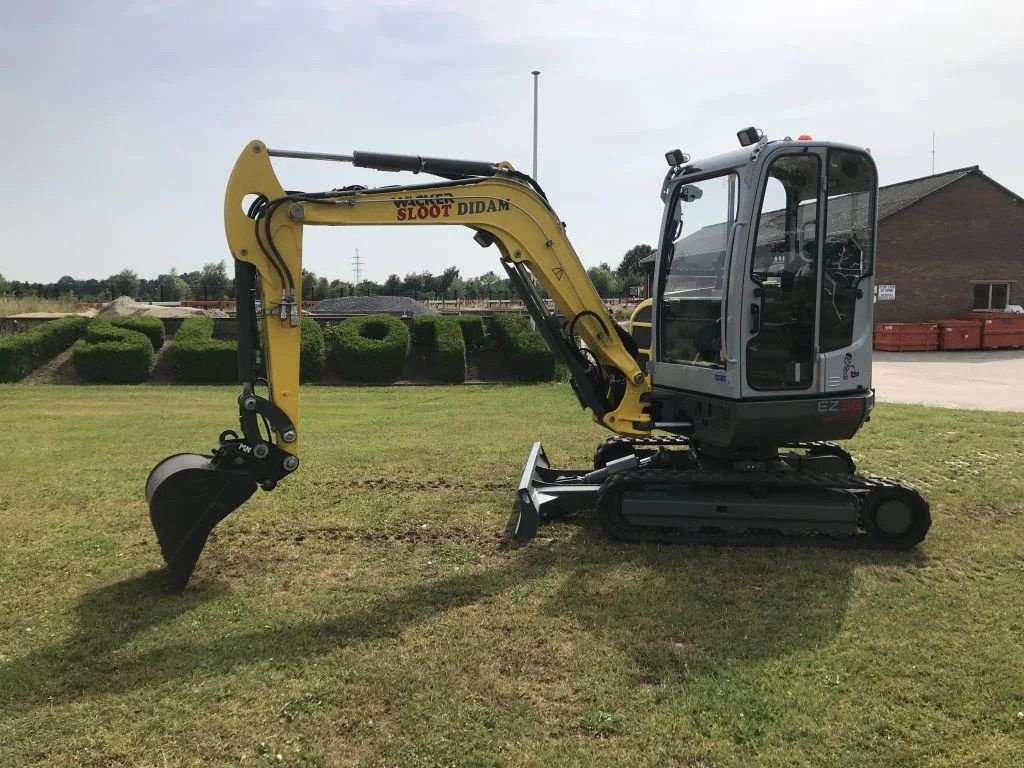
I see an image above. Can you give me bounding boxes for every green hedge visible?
[326,314,410,382]
[0,315,89,382]
[411,316,440,346]
[171,316,237,383]
[411,316,466,382]
[73,319,155,383]
[455,315,485,348]
[300,316,326,381]
[491,313,556,382]
[109,316,165,351]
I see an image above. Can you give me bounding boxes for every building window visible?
[972,282,1012,310]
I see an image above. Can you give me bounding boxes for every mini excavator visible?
[147,130,931,588]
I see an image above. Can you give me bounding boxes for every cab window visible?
[658,173,738,368]
[819,150,876,353]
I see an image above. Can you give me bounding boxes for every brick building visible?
[873,167,1024,322]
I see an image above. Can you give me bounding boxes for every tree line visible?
[0,245,655,302]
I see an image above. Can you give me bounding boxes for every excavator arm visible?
[146,140,651,588]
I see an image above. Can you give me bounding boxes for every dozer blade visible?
[146,453,258,590]
[516,442,602,537]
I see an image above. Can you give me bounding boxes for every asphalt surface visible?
[873,350,1024,412]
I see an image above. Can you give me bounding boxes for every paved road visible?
[873,350,1024,412]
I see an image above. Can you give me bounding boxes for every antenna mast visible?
[932,133,936,175]
[352,248,363,286]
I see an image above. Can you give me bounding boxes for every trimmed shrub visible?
[171,316,237,383]
[411,315,439,346]
[491,312,556,382]
[110,316,165,351]
[411,316,466,382]
[455,315,485,348]
[0,315,89,382]
[73,319,155,383]
[490,312,531,341]
[326,314,410,382]
[300,316,326,381]
[431,317,467,382]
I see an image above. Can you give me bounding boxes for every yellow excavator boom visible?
[225,140,651,447]
[146,140,651,588]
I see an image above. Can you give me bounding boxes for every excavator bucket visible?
[146,453,258,590]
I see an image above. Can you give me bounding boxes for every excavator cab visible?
[647,136,878,451]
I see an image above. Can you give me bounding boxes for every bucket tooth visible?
[146,453,257,590]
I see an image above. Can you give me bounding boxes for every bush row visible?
[171,316,237,383]
[109,316,165,351]
[0,313,548,385]
[454,315,485,348]
[0,315,89,382]
[411,315,483,349]
[300,316,326,381]
[73,319,155,383]
[326,314,410,382]
[411,316,466,382]
[491,313,556,382]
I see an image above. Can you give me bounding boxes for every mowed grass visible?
[0,384,1022,767]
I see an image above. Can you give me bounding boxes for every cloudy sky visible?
[2,0,1021,284]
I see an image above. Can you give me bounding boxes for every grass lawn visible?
[1,384,1022,767]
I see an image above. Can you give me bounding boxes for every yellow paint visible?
[628,298,653,362]
[224,140,653,458]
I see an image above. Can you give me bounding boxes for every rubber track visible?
[596,433,856,455]
[594,464,929,550]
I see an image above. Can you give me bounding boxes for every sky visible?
[2,0,1022,284]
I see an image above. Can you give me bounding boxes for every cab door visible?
[741,148,827,397]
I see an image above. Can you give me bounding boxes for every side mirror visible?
[679,184,703,203]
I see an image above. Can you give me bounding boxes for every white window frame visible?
[971,281,1013,311]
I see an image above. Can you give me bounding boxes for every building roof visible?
[876,166,978,220]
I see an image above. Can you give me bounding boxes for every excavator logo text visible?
[392,194,510,221]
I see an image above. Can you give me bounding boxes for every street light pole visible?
[531,70,540,180]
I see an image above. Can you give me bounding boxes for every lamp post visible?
[531,70,540,180]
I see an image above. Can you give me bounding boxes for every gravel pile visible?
[309,296,438,316]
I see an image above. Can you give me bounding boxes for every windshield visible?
[663,173,738,299]
[658,172,738,367]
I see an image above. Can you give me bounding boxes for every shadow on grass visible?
[0,522,926,718]
[544,524,925,683]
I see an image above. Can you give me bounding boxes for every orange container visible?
[981,314,1024,330]
[874,323,940,351]
[980,327,1024,350]
[938,319,982,350]
[958,311,1024,329]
